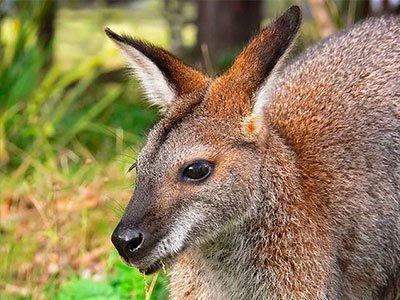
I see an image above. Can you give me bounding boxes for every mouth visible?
[128,255,174,275]
[114,226,193,274]
[139,260,164,275]
[124,243,189,275]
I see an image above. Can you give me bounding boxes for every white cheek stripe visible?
[155,206,205,258]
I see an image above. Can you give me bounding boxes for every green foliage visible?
[55,252,168,300]
[0,2,163,299]
[57,279,120,300]
[0,2,158,180]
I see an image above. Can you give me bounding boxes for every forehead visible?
[138,115,239,168]
[136,80,246,168]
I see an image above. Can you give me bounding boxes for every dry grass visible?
[0,159,136,298]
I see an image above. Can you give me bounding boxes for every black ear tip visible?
[104,27,121,41]
[288,5,301,13]
[286,5,302,21]
[280,5,302,30]
[104,27,112,35]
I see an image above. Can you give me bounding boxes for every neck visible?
[169,123,331,299]
[191,217,263,299]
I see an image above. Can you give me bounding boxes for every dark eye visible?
[181,160,213,183]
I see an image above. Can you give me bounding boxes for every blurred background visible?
[0,0,399,299]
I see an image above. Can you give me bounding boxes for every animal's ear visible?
[105,28,208,113]
[208,6,301,132]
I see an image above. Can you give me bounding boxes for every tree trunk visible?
[164,0,185,56]
[196,0,262,74]
[36,0,57,67]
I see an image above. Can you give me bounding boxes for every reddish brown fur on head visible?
[105,7,400,299]
[207,6,301,117]
[107,6,301,274]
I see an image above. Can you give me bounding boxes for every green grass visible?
[55,4,197,72]
[53,252,168,300]
[0,1,167,299]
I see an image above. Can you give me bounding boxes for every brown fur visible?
[108,6,400,299]
[207,8,300,118]
[105,28,208,95]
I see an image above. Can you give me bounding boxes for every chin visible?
[139,260,164,275]
[125,245,187,275]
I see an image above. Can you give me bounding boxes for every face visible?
[107,5,301,274]
[111,115,262,274]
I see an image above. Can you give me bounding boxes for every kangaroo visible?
[106,6,400,299]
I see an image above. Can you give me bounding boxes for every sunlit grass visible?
[0,2,165,299]
[0,155,170,299]
[55,5,197,72]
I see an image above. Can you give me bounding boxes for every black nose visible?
[111,226,144,259]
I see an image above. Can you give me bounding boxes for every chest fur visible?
[170,226,272,300]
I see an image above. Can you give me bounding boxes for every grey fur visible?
[113,14,400,300]
[170,16,400,299]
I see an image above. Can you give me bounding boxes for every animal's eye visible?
[181,160,213,183]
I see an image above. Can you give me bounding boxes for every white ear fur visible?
[116,43,176,113]
[242,46,292,138]
[241,71,278,138]
[252,70,279,118]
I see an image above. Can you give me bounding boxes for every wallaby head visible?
[107,6,301,274]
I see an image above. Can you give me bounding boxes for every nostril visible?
[126,232,144,253]
[112,226,145,257]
